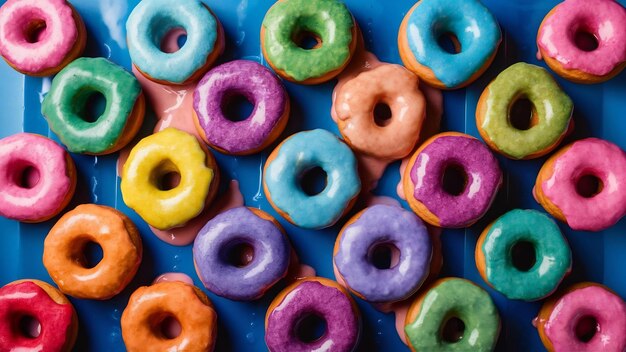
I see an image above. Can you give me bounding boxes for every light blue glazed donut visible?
[263,129,361,229]
[126,0,222,84]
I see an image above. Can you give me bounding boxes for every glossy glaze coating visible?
[0,0,83,75]
[477,63,573,159]
[41,57,144,154]
[0,280,76,352]
[261,0,355,82]
[405,278,500,352]
[194,60,289,154]
[121,128,216,230]
[193,207,291,301]
[476,209,571,301]
[535,138,626,231]
[43,204,142,300]
[400,0,501,88]
[126,0,220,84]
[121,281,217,352]
[538,0,626,77]
[334,205,432,302]
[0,133,75,222]
[333,63,426,160]
[265,278,360,352]
[263,129,361,229]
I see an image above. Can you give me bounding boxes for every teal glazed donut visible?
[126,0,224,85]
[398,0,501,89]
[263,129,361,229]
[476,209,572,301]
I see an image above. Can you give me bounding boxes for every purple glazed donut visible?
[403,132,502,228]
[265,278,360,352]
[333,204,432,303]
[193,59,290,155]
[193,206,291,301]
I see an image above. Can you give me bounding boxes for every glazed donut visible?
[41,57,145,155]
[121,281,218,352]
[534,138,626,231]
[193,60,290,155]
[537,0,626,84]
[0,133,76,222]
[261,0,357,84]
[0,0,86,76]
[475,209,572,301]
[0,280,78,352]
[126,0,224,85]
[476,63,573,160]
[193,206,291,301]
[333,204,432,303]
[332,63,426,160]
[403,132,502,228]
[404,278,501,352]
[263,129,361,229]
[43,204,142,300]
[265,277,360,352]
[535,282,626,352]
[121,128,219,230]
[398,0,501,89]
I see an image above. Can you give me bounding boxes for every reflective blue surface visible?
[0,0,625,351]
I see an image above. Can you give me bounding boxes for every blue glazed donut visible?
[263,129,361,229]
[398,0,501,89]
[126,0,224,84]
[333,204,433,303]
[193,207,291,301]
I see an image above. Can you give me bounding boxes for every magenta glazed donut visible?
[193,60,290,155]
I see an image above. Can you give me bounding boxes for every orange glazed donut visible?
[42,204,142,300]
[121,281,218,352]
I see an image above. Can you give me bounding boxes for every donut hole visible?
[441,163,467,196]
[368,242,401,270]
[221,93,255,122]
[575,315,599,343]
[373,103,393,127]
[222,241,255,268]
[576,174,603,198]
[437,32,462,54]
[80,241,104,269]
[440,316,465,343]
[24,20,47,44]
[12,164,40,189]
[151,314,182,340]
[160,27,187,53]
[74,91,107,124]
[293,30,322,50]
[574,29,599,52]
[508,97,538,131]
[15,315,41,339]
[151,161,181,191]
[299,166,328,196]
[510,240,536,272]
[294,313,327,343]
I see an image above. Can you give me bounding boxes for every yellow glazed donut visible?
[121,128,219,230]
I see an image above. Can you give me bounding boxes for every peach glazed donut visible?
[43,204,142,300]
[0,133,76,223]
[121,281,218,352]
[0,279,78,352]
[537,0,626,84]
[0,0,86,76]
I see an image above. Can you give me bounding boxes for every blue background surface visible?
[0,0,625,351]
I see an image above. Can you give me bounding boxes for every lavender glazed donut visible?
[193,207,291,301]
[265,277,360,352]
[333,204,432,303]
[403,132,502,228]
[193,60,290,155]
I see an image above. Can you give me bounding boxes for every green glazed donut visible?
[476,209,572,301]
[476,62,573,159]
[261,0,356,84]
[42,57,144,155]
[404,278,500,352]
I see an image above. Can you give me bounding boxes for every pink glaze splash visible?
[286,251,317,282]
[153,272,194,285]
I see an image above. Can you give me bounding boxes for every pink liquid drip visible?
[286,251,316,282]
[153,272,194,285]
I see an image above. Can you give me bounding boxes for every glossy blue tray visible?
[1,0,625,351]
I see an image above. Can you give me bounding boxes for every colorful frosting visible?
[264,129,361,229]
[538,0,626,76]
[193,60,289,154]
[478,209,571,301]
[193,207,291,301]
[478,63,573,159]
[334,204,432,302]
[126,0,219,84]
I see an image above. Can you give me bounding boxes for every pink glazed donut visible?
[0,133,76,222]
[0,0,86,76]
